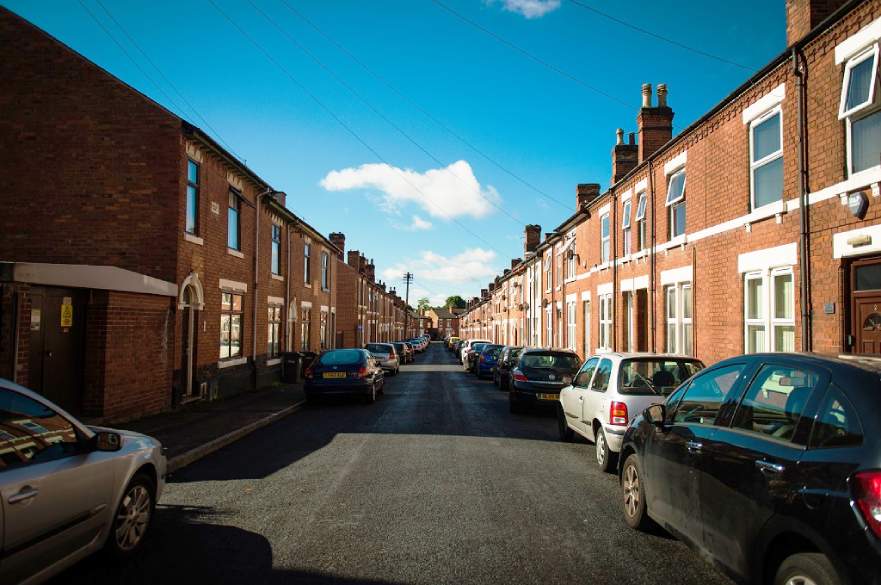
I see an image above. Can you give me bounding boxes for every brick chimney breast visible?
[347,250,360,269]
[511,258,521,269]
[786,0,847,47]
[577,183,601,209]
[329,232,345,259]
[637,83,674,163]
[524,224,542,255]
[611,125,638,185]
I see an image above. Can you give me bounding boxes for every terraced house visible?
[461,0,881,364]
[0,8,340,421]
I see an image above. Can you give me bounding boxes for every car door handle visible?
[755,460,785,474]
[686,441,703,452]
[8,486,39,504]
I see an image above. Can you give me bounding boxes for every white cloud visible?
[382,248,498,306]
[320,160,499,220]
[490,0,561,19]
[407,215,433,231]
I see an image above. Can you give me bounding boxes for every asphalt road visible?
[56,343,733,585]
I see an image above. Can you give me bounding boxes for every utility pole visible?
[403,272,413,337]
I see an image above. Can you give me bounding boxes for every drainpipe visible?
[285,223,292,351]
[253,189,271,371]
[612,192,618,351]
[648,160,657,353]
[793,46,813,352]
[10,288,19,384]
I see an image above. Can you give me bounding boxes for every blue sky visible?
[3,0,784,304]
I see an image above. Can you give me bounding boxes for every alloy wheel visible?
[596,431,606,466]
[622,464,640,519]
[115,484,152,551]
[785,578,818,585]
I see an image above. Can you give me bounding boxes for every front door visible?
[181,304,196,399]
[851,257,881,355]
[26,287,84,414]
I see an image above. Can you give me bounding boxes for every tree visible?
[417,297,431,314]
[445,295,466,309]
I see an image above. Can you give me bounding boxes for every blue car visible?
[476,344,504,379]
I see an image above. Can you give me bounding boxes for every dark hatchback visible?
[476,344,504,379]
[304,349,385,403]
[494,346,524,390]
[465,342,489,373]
[618,353,881,585]
[509,349,581,413]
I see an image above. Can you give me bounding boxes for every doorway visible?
[851,256,881,355]
[178,273,205,401]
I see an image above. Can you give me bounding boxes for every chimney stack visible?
[366,259,375,282]
[359,253,367,274]
[577,183,601,209]
[637,82,674,163]
[347,250,360,269]
[329,232,345,260]
[481,289,489,300]
[511,258,521,269]
[524,224,542,255]
[611,127,638,184]
[786,0,847,47]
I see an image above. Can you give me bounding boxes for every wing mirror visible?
[94,431,123,452]
[644,404,666,427]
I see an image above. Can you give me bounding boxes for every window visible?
[321,252,330,290]
[268,305,281,358]
[598,293,612,350]
[186,160,199,234]
[320,310,329,350]
[600,213,610,263]
[810,384,863,448]
[673,364,745,425]
[623,291,633,352]
[300,307,312,351]
[635,192,647,250]
[750,108,784,209]
[546,305,552,346]
[622,199,632,256]
[567,301,576,351]
[589,358,612,392]
[666,169,686,239]
[744,268,794,353]
[582,300,591,357]
[566,248,575,280]
[545,255,552,291]
[303,243,312,285]
[220,292,243,359]
[574,357,598,387]
[227,192,241,250]
[271,224,281,275]
[665,283,693,355]
[732,364,821,443]
[841,45,881,175]
[0,389,80,469]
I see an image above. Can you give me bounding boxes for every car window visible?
[521,352,580,370]
[619,358,704,396]
[319,350,364,365]
[574,358,599,387]
[673,364,745,426]
[589,359,613,393]
[0,388,80,470]
[809,384,863,448]
[731,364,823,444]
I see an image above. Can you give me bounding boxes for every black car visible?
[509,348,581,413]
[618,353,881,585]
[465,342,489,373]
[494,346,523,390]
[304,349,384,403]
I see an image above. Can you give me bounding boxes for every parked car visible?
[618,353,881,585]
[409,337,427,353]
[494,346,524,389]
[365,343,400,375]
[0,378,166,585]
[475,344,504,379]
[447,336,460,350]
[464,342,490,373]
[559,353,704,471]
[460,339,490,364]
[451,339,465,355]
[509,348,581,413]
[392,341,413,364]
[304,349,385,403]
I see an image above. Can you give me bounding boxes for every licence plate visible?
[537,393,559,401]
[323,372,346,379]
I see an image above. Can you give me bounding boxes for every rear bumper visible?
[477,364,496,377]
[305,379,374,395]
[510,385,562,408]
[379,359,399,370]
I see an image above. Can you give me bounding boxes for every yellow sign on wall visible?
[60,297,73,328]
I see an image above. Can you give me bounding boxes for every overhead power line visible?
[277,0,572,212]
[565,0,750,70]
[205,0,509,258]
[429,0,630,108]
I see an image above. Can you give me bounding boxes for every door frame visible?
[849,255,881,354]
[178,272,205,401]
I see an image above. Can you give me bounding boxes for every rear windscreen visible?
[618,358,703,395]
[366,344,391,353]
[319,350,364,366]
[521,353,580,370]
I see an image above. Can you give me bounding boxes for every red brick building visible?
[0,7,339,421]
[463,0,881,366]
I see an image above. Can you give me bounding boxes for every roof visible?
[432,307,457,319]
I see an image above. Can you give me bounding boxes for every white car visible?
[366,342,400,375]
[459,339,490,365]
[0,378,166,584]
[558,353,704,472]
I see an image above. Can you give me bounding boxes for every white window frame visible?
[566,249,576,280]
[545,253,552,292]
[665,168,686,240]
[623,291,634,352]
[665,282,693,355]
[749,106,784,211]
[600,213,610,263]
[546,305,553,346]
[840,44,881,177]
[598,294,613,351]
[582,299,591,357]
[567,301,576,351]
[622,199,632,256]
[743,267,795,353]
[635,192,647,250]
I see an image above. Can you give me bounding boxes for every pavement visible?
[54,342,733,585]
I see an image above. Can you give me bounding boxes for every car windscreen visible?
[471,342,488,353]
[319,350,364,366]
[618,358,704,395]
[520,352,580,370]
[482,345,503,357]
[366,344,391,354]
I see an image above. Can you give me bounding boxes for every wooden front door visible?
[851,257,881,356]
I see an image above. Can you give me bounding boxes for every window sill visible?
[227,248,244,259]
[668,235,686,247]
[596,261,611,272]
[184,232,204,246]
[266,358,281,366]
[218,356,247,369]
[304,283,312,288]
[271,274,284,281]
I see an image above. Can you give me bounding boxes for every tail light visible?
[512,370,528,382]
[304,368,314,380]
[479,355,486,363]
[853,471,881,538]
[610,401,629,426]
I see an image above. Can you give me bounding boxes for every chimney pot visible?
[628,132,636,145]
[657,83,668,108]
[616,128,624,145]
[641,83,652,108]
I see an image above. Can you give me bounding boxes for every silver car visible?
[366,343,400,375]
[0,378,166,585]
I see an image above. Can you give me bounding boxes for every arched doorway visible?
[178,272,205,401]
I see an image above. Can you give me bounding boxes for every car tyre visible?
[774,553,840,585]
[105,472,155,559]
[595,427,616,473]
[621,454,651,530]
[557,406,574,442]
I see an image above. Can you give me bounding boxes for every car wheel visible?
[557,406,574,442]
[774,553,841,585]
[595,427,616,473]
[105,472,155,558]
[621,455,651,530]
